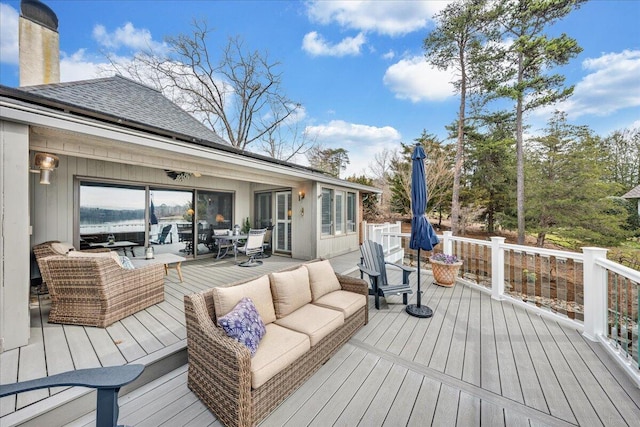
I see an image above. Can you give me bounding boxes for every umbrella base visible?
[405,304,433,318]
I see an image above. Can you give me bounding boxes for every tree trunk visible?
[487,208,495,233]
[536,231,546,247]
[516,52,526,245]
[451,53,467,236]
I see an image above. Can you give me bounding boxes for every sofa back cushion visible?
[306,260,341,301]
[269,266,311,318]
[212,275,276,324]
[67,250,123,267]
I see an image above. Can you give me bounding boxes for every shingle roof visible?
[19,75,227,146]
[622,185,640,199]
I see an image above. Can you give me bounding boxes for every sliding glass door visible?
[79,180,235,258]
[79,182,146,253]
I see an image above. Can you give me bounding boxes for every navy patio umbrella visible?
[406,143,439,318]
[150,199,159,225]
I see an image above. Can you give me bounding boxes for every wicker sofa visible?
[33,241,165,327]
[184,259,369,427]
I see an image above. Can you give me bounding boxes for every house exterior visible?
[0,0,380,351]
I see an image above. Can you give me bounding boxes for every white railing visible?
[376,227,640,386]
[361,221,404,263]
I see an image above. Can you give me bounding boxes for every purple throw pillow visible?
[217,297,266,356]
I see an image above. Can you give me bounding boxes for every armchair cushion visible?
[269,266,311,318]
[306,259,341,301]
[217,297,266,357]
[213,275,276,324]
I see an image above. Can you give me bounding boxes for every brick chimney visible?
[19,0,60,86]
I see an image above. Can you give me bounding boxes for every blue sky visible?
[1,0,639,177]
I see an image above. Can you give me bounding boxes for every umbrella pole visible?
[406,248,433,318]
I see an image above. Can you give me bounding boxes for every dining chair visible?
[237,228,266,267]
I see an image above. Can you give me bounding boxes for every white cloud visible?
[553,50,640,118]
[60,49,110,82]
[93,22,167,53]
[383,56,455,102]
[306,0,449,37]
[0,3,19,65]
[305,120,402,176]
[382,50,395,60]
[302,31,366,57]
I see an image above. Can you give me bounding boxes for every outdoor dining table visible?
[88,241,140,257]
[210,233,248,263]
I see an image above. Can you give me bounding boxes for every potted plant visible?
[429,253,463,287]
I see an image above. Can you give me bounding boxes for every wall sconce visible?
[298,191,305,201]
[32,152,59,184]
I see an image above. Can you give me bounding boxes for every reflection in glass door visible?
[275,191,292,253]
[194,190,233,256]
[149,189,194,257]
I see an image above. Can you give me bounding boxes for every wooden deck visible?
[2,252,640,426]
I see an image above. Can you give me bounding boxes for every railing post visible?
[582,247,609,341]
[443,231,453,255]
[491,236,506,300]
[384,222,390,254]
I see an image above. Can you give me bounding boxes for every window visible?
[347,192,356,232]
[335,191,344,234]
[321,188,333,235]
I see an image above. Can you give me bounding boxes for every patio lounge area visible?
[2,250,639,426]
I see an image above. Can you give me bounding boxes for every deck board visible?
[16,305,48,409]
[105,321,146,362]
[84,326,127,367]
[514,306,576,423]
[0,348,18,417]
[490,297,524,403]
[502,303,548,413]
[2,252,640,427]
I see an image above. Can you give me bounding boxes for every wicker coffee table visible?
[130,253,186,282]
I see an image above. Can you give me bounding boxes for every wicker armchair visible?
[34,242,165,327]
[33,241,110,294]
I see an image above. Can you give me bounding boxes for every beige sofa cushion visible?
[275,304,344,346]
[306,260,341,301]
[213,275,276,324]
[51,242,75,255]
[313,290,367,319]
[251,323,310,389]
[269,266,311,318]
[67,250,123,267]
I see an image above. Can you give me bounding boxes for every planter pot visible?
[430,258,463,287]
